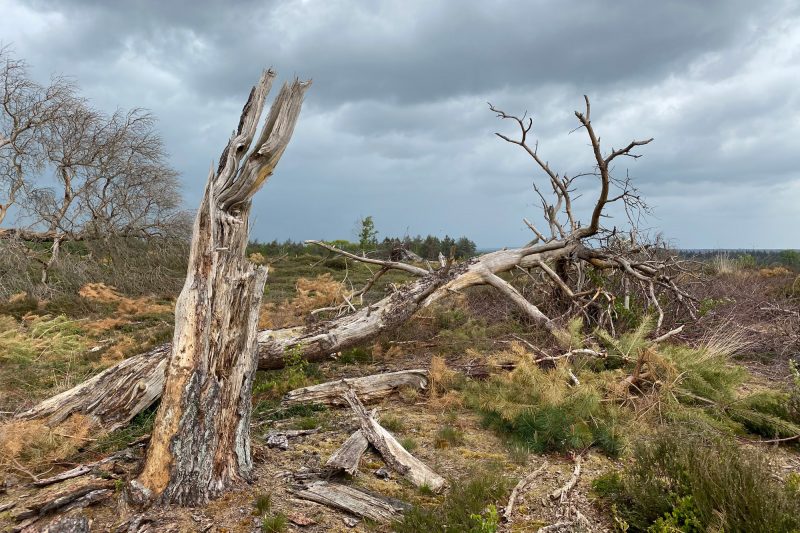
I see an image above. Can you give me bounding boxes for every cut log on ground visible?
[282,369,429,407]
[343,389,446,492]
[292,481,409,523]
[326,430,369,476]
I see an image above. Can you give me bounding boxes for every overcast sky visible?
[2,0,798,248]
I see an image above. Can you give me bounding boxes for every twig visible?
[503,461,549,523]
[549,455,582,502]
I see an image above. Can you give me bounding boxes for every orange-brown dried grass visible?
[258,273,345,329]
[0,414,93,477]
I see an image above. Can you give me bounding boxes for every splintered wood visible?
[326,430,369,475]
[343,389,446,492]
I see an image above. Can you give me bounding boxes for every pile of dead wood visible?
[269,369,446,524]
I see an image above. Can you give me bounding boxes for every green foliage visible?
[465,361,626,456]
[338,346,373,365]
[261,513,287,533]
[381,414,406,433]
[252,344,317,399]
[253,493,272,515]
[358,215,379,250]
[469,503,500,533]
[647,496,703,533]
[592,430,800,532]
[434,425,465,449]
[400,437,418,451]
[393,467,510,533]
[0,314,89,406]
[434,306,470,330]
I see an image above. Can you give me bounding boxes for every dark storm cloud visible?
[2,0,799,248]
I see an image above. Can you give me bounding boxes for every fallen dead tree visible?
[16,96,695,437]
[281,369,429,406]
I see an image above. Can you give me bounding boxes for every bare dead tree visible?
[0,47,187,284]
[0,45,75,226]
[17,97,696,438]
[129,71,310,506]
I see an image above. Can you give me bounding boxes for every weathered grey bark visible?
[326,430,369,475]
[344,389,446,492]
[133,71,310,505]
[292,481,409,523]
[10,478,114,531]
[282,369,429,407]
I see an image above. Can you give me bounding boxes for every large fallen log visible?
[15,254,460,433]
[15,96,694,440]
[16,243,569,434]
[343,389,446,492]
[292,480,409,523]
[282,369,429,407]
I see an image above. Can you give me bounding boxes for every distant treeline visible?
[680,249,800,271]
[249,234,478,261]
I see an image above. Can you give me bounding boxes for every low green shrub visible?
[592,429,800,532]
[434,425,465,449]
[261,513,287,533]
[465,361,626,456]
[393,466,510,533]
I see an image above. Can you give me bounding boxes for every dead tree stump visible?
[133,70,310,505]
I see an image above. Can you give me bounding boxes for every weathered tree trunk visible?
[130,71,310,505]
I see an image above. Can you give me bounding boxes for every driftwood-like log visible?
[17,242,581,435]
[292,481,408,523]
[549,455,582,502]
[282,369,429,407]
[326,430,369,475]
[343,389,446,492]
[16,96,693,443]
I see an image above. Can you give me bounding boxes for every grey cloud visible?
[2,0,799,248]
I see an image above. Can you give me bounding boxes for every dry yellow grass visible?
[0,414,92,479]
[259,273,345,329]
[78,282,171,316]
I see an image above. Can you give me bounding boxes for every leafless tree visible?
[0,47,187,283]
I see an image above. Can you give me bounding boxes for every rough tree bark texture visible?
[132,71,310,505]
